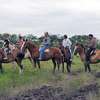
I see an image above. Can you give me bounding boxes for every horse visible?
[0,46,24,74]
[16,42,34,67]
[22,40,64,73]
[59,44,72,73]
[74,43,100,72]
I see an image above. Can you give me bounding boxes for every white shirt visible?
[62,38,72,48]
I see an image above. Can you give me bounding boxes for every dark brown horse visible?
[0,46,24,73]
[22,40,64,73]
[16,43,34,67]
[74,43,100,72]
[59,44,72,73]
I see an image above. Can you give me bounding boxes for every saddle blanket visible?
[44,49,50,53]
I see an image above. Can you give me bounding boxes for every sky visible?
[0,0,100,39]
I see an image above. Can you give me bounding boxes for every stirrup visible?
[3,57,8,60]
[38,57,42,60]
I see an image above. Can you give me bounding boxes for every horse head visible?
[21,40,29,53]
[74,43,85,55]
[21,40,37,53]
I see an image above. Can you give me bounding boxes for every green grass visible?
[0,56,100,99]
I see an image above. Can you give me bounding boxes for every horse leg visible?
[87,63,91,72]
[16,59,23,74]
[62,57,64,73]
[52,58,56,73]
[11,61,17,70]
[68,62,72,73]
[37,59,40,69]
[57,63,60,71]
[62,62,64,73]
[66,62,70,73]
[28,57,34,68]
[85,66,87,72]
[84,62,88,72]
[57,61,60,71]
[0,63,3,73]
[32,58,37,68]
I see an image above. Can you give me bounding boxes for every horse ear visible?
[80,44,85,48]
[25,39,28,42]
[76,43,80,46]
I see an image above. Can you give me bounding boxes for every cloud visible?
[0,0,100,39]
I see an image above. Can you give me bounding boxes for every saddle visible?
[44,48,50,53]
[90,49,96,57]
[4,48,11,55]
[3,44,15,60]
[41,48,51,60]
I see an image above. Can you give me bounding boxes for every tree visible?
[10,34,18,44]
[70,35,88,45]
[25,34,39,45]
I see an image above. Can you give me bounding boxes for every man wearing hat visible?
[86,34,97,62]
[62,34,72,61]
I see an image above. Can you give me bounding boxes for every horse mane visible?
[27,40,37,48]
[79,43,85,52]
[80,44,84,48]
[76,43,85,52]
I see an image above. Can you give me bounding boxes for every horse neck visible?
[28,45,39,56]
[78,49,85,62]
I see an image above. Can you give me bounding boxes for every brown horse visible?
[22,40,64,73]
[0,46,24,73]
[74,43,100,72]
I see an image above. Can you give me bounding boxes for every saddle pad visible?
[90,50,96,56]
[45,49,50,53]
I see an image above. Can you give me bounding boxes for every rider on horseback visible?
[16,35,25,49]
[62,35,72,61]
[39,32,51,60]
[86,34,97,63]
[3,39,11,59]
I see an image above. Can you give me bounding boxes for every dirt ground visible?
[4,82,99,100]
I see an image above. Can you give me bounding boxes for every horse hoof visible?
[0,71,4,74]
[52,71,55,74]
[62,69,64,73]
[19,69,23,74]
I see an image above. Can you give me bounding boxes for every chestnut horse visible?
[22,40,64,73]
[0,47,24,73]
[74,43,100,72]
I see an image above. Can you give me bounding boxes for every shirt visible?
[16,39,24,48]
[42,36,51,46]
[62,38,72,48]
[88,37,97,48]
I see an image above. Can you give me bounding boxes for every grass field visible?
[0,56,100,99]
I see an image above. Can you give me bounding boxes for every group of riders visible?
[2,32,97,63]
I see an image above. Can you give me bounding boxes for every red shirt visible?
[16,39,24,48]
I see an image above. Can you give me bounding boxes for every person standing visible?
[3,39,11,59]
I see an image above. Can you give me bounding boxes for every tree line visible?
[0,33,100,49]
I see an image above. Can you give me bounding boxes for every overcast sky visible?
[0,0,100,38]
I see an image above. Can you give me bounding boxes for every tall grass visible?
[0,56,100,99]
